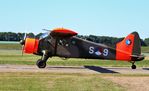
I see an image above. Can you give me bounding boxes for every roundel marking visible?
[126,39,131,45]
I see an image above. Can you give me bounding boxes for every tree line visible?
[0,32,149,46]
[77,35,149,46]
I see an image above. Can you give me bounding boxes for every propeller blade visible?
[20,33,27,56]
[21,45,24,56]
[23,33,27,40]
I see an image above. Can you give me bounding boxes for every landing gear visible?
[131,64,136,69]
[36,50,49,68]
[36,59,46,68]
[131,61,136,69]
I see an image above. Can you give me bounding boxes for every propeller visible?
[20,33,27,56]
[21,44,24,56]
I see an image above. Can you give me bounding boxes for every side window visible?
[72,41,76,45]
[40,32,49,39]
[58,39,69,47]
[47,36,51,41]
[71,39,76,45]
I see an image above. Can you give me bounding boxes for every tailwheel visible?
[131,61,136,69]
[36,59,46,68]
[131,64,136,69]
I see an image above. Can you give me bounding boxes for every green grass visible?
[0,43,21,50]
[0,72,125,91]
[0,44,148,91]
[142,46,149,53]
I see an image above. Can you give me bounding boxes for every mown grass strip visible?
[0,72,125,91]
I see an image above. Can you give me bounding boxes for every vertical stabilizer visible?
[116,32,143,61]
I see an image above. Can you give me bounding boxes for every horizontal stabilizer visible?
[131,55,145,61]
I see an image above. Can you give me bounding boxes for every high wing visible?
[50,28,78,38]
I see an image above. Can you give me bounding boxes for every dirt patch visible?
[103,76,149,91]
[0,65,149,74]
[145,56,149,60]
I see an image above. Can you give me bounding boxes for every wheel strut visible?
[36,50,49,68]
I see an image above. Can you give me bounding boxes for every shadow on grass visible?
[84,66,119,73]
[46,66,84,69]
[46,66,119,73]
[143,68,149,70]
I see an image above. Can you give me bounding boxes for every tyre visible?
[36,59,46,68]
[131,65,136,69]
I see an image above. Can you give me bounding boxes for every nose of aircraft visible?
[20,38,39,54]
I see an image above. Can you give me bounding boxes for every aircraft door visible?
[56,38,80,57]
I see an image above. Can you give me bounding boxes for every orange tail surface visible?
[116,32,141,61]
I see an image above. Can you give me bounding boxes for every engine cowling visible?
[24,38,39,54]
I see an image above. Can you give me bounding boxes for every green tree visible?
[144,38,149,46]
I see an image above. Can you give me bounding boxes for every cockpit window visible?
[58,39,69,46]
[71,40,76,45]
[40,32,49,39]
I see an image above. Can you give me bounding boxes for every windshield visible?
[40,32,49,39]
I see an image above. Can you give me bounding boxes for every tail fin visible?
[116,32,144,61]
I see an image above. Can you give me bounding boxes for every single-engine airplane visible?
[20,28,144,69]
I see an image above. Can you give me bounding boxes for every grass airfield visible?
[0,72,126,91]
[0,44,149,91]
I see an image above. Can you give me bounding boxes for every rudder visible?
[116,32,142,61]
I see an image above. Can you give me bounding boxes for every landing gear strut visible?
[36,51,49,68]
[131,61,136,69]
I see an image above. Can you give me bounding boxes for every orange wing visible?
[50,28,78,37]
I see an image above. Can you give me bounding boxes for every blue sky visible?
[0,0,148,39]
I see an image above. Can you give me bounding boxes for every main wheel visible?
[36,59,46,68]
[131,65,136,69]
